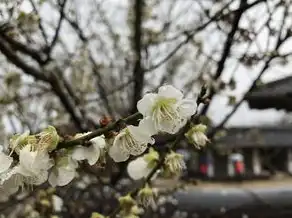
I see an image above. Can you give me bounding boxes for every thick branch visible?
[0,32,46,64]
[0,36,86,131]
[131,0,144,113]
[0,36,48,82]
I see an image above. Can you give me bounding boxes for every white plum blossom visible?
[15,145,53,185]
[72,135,106,165]
[137,85,197,134]
[49,152,78,187]
[9,131,31,154]
[0,146,22,200]
[127,148,159,180]
[127,156,152,180]
[0,168,24,201]
[185,124,210,149]
[164,151,186,175]
[0,145,13,174]
[109,118,156,162]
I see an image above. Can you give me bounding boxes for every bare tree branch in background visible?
[1,0,292,217]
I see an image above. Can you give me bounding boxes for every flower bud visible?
[185,124,210,149]
[137,184,157,207]
[38,126,60,152]
[119,194,136,210]
[9,131,35,154]
[164,151,186,176]
[143,148,159,169]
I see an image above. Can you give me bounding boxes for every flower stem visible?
[57,112,143,149]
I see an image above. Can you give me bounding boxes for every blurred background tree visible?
[1,0,292,217]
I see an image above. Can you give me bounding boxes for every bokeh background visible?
[1,0,292,217]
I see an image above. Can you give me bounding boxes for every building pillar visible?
[213,153,228,178]
[242,148,253,176]
[252,148,261,175]
[206,150,214,178]
[287,148,292,174]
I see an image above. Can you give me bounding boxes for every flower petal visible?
[156,118,187,134]
[90,135,106,149]
[86,145,101,165]
[127,125,154,144]
[0,152,13,174]
[158,85,183,101]
[178,99,197,118]
[108,145,130,162]
[49,167,76,187]
[32,170,49,185]
[127,157,151,180]
[72,146,88,161]
[137,93,158,116]
[138,117,157,136]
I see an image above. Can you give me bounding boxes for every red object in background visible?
[235,161,244,174]
[200,164,208,174]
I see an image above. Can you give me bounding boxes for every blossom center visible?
[151,98,178,123]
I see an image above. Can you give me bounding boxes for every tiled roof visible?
[246,76,292,110]
[215,127,292,148]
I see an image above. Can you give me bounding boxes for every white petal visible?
[0,152,13,174]
[72,146,88,161]
[108,145,129,162]
[90,135,106,149]
[156,118,186,134]
[137,93,158,116]
[127,125,154,144]
[48,170,58,187]
[158,85,183,100]
[178,99,197,118]
[0,175,20,202]
[138,117,158,136]
[86,145,101,165]
[34,150,53,171]
[32,170,49,185]
[127,157,151,180]
[49,167,76,187]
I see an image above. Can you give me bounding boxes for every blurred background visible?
[1,0,292,217]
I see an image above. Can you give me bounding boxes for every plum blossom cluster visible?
[109,85,197,162]
[0,85,208,202]
[108,85,197,178]
[0,126,107,199]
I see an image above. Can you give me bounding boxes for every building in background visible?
[187,76,292,180]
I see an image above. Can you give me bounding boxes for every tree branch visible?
[201,0,247,115]
[131,0,144,113]
[0,36,48,82]
[44,0,68,62]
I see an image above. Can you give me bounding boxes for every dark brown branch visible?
[44,0,68,62]
[131,0,144,113]
[145,0,265,72]
[208,6,290,139]
[58,112,143,149]
[62,13,114,116]
[200,0,248,115]
[48,72,87,132]
[29,0,49,45]
[0,36,86,131]
[0,32,46,64]
[0,36,48,82]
